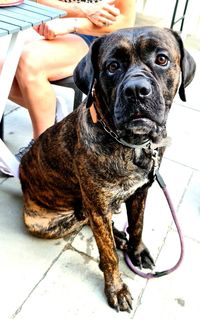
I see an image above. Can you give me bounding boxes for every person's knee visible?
[16,45,42,84]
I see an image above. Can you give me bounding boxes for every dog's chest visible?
[96,149,152,209]
[103,168,148,214]
[110,168,148,197]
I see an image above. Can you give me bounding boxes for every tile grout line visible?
[10,244,70,319]
[168,227,200,245]
[173,101,200,113]
[173,101,200,112]
[163,157,200,173]
[3,105,20,117]
[176,170,194,213]
[130,284,148,319]
[169,169,199,244]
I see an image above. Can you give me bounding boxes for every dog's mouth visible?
[115,115,164,144]
[125,117,157,134]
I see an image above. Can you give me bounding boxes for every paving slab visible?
[171,170,200,242]
[165,103,200,170]
[133,233,199,319]
[0,178,69,319]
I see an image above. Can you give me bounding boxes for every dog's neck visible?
[90,101,170,151]
[98,116,153,150]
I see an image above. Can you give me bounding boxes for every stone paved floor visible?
[0,42,200,319]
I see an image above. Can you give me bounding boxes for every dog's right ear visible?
[73,36,104,108]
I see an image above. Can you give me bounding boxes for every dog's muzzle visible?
[114,72,165,136]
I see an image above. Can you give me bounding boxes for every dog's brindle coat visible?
[19,27,196,312]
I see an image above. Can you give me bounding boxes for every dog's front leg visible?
[125,185,155,270]
[87,207,132,312]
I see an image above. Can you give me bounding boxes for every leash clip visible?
[152,149,159,176]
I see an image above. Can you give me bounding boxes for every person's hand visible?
[33,19,74,40]
[82,0,120,27]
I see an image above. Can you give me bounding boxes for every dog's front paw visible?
[128,243,155,270]
[105,283,133,312]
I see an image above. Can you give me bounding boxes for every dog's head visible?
[74,26,196,144]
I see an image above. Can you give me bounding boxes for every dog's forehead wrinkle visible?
[136,36,173,54]
[100,39,133,64]
[118,38,132,50]
[126,28,179,56]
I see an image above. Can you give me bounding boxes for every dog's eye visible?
[107,62,120,73]
[155,54,169,66]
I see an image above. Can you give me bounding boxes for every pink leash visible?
[124,170,184,279]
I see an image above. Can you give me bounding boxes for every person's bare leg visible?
[9,34,89,139]
[0,30,41,112]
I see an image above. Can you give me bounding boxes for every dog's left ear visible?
[73,36,104,108]
[169,29,196,101]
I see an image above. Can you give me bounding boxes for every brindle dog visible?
[20,27,196,312]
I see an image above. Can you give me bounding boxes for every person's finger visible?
[44,26,55,40]
[99,10,117,21]
[38,23,46,36]
[101,18,114,27]
[33,25,40,33]
[102,3,120,17]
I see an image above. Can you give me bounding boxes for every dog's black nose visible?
[124,77,152,100]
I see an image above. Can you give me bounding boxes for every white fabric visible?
[52,85,75,121]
